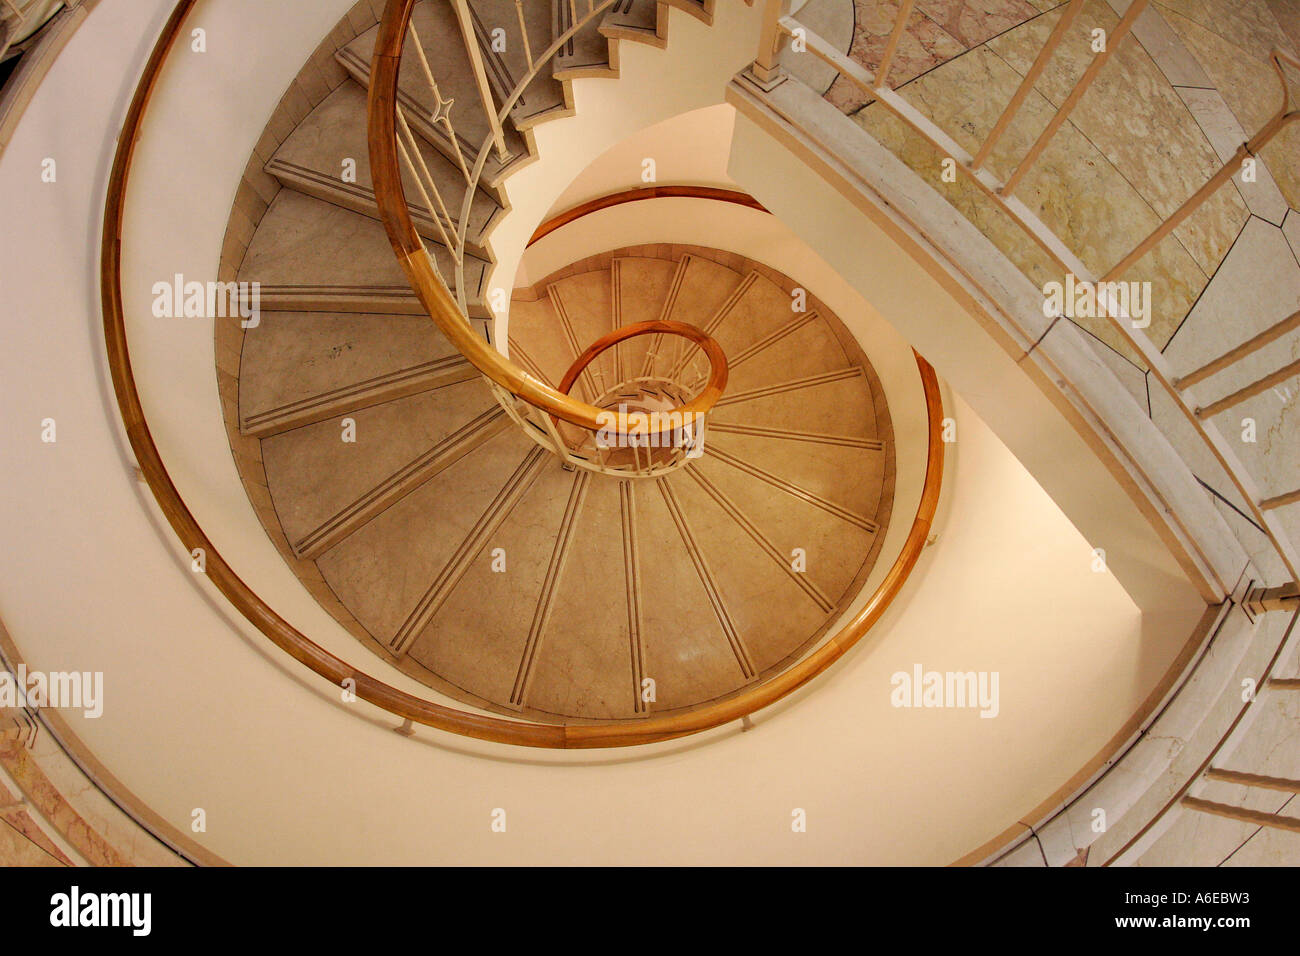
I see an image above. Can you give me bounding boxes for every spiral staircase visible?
[0,0,1296,866]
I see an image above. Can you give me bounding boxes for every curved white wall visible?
[0,0,1198,864]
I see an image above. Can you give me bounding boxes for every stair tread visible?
[513,475,640,718]
[408,460,579,707]
[317,426,540,643]
[239,310,467,428]
[713,371,878,438]
[239,189,488,309]
[546,270,618,399]
[630,478,751,710]
[613,256,678,379]
[723,309,851,392]
[268,83,501,255]
[553,0,615,75]
[507,297,578,388]
[690,450,878,602]
[664,467,830,675]
[602,0,662,40]
[262,379,498,549]
[470,0,570,125]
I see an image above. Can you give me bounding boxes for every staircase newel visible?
[748,0,791,90]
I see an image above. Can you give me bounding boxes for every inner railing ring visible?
[367,0,724,472]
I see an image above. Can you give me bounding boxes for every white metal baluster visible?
[395,109,458,260]
[513,0,534,71]
[408,22,472,182]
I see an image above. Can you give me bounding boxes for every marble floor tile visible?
[854,44,1209,357]
[1177,87,1291,226]
[988,1,1248,277]
[1284,209,1300,261]
[785,0,856,95]
[1162,217,1300,505]
[1073,320,1151,410]
[916,0,1042,48]
[1117,0,1216,87]
[1156,0,1298,62]
[1162,8,1300,210]
[826,0,966,113]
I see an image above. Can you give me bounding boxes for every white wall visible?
[541,103,739,219]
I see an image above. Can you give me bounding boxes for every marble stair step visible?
[261,380,505,558]
[267,82,502,260]
[238,311,475,437]
[612,256,679,382]
[552,0,617,80]
[599,0,667,49]
[468,0,573,130]
[238,189,489,317]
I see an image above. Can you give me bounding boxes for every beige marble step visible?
[317,427,545,650]
[513,473,640,718]
[599,0,667,50]
[506,297,577,388]
[468,0,572,129]
[553,0,618,80]
[545,269,617,401]
[266,82,501,260]
[261,379,505,557]
[238,311,474,437]
[630,477,750,711]
[660,466,831,676]
[407,459,581,709]
[238,189,489,316]
[712,367,879,439]
[611,256,678,380]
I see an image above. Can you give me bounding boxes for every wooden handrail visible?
[555,319,729,436]
[367,0,720,439]
[527,186,767,246]
[103,0,945,749]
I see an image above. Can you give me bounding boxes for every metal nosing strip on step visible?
[620,481,649,715]
[241,355,475,437]
[726,310,820,369]
[668,271,760,380]
[682,465,835,614]
[640,254,695,379]
[510,470,592,707]
[705,421,884,450]
[706,444,878,533]
[547,283,605,400]
[657,479,756,680]
[266,158,451,233]
[294,407,511,559]
[389,446,549,656]
[714,367,863,408]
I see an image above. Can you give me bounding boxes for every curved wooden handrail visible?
[102,0,944,749]
[367,0,721,438]
[527,186,768,247]
[556,319,728,433]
